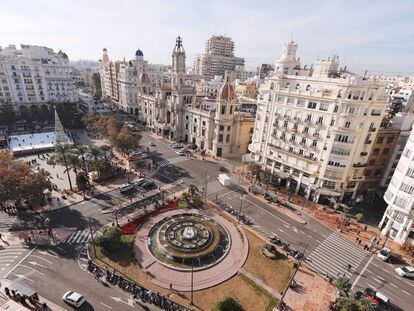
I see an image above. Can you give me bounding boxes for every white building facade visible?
[0,44,76,115]
[379,127,414,245]
[249,41,388,204]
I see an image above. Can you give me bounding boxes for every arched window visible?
[348,92,352,99]
[306,85,311,91]
[270,82,274,90]
[227,125,231,131]
[286,83,290,88]
[295,84,300,90]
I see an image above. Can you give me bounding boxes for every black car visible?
[141,181,157,190]
[364,287,377,298]
[354,291,364,300]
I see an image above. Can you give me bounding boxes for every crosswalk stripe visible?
[64,230,91,244]
[316,240,366,262]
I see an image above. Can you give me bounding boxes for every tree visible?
[113,124,141,155]
[0,102,16,126]
[335,276,352,297]
[89,146,104,179]
[95,227,123,253]
[212,297,243,311]
[74,144,89,173]
[54,144,73,191]
[76,171,90,191]
[248,163,262,180]
[336,296,373,311]
[89,73,101,97]
[355,213,364,222]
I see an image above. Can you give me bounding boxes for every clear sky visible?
[1,0,413,74]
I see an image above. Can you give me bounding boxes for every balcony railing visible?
[353,163,367,168]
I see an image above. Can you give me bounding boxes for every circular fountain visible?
[147,213,231,271]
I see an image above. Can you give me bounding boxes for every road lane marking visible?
[389,283,397,288]
[28,261,48,269]
[278,229,284,232]
[14,274,34,283]
[38,251,57,258]
[244,198,290,225]
[4,247,37,278]
[30,255,52,264]
[403,290,411,296]
[352,255,374,290]
[283,224,289,229]
[19,264,44,275]
[100,302,112,309]
[293,227,298,233]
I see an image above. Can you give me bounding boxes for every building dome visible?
[135,49,144,57]
[219,83,235,101]
[139,72,150,84]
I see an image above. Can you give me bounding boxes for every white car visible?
[395,266,414,278]
[377,247,391,261]
[62,291,86,308]
[170,142,181,149]
[148,141,156,146]
[118,183,133,193]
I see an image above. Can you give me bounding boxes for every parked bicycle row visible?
[88,261,190,311]
[213,198,255,226]
[270,234,305,261]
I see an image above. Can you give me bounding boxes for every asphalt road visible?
[5,128,414,310]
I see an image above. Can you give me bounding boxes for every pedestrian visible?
[358,239,362,245]
[347,264,352,272]
[0,233,2,240]
[355,236,359,243]
[364,225,368,232]
[357,229,361,236]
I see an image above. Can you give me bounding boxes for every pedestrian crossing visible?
[62,229,91,244]
[0,212,18,230]
[0,245,30,278]
[305,232,369,279]
[157,156,189,167]
[197,180,225,196]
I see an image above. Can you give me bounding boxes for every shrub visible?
[95,227,123,253]
[212,297,243,311]
[355,213,364,222]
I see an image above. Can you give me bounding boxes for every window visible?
[371,109,381,116]
[394,211,405,223]
[249,127,254,134]
[291,135,296,142]
[376,137,384,144]
[186,116,189,120]
[308,102,317,109]
[403,148,412,158]
[386,137,394,144]
[301,138,306,144]
[347,181,357,188]
[306,85,311,91]
[297,99,305,107]
[295,84,300,89]
[334,134,354,143]
[319,103,329,111]
[365,170,371,176]
[347,107,356,114]
[219,125,224,131]
[306,114,312,121]
[334,105,339,112]
[185,123,188,129]
[227,125,231,131]
[401,183,414,194]
[394,197,408,209]
[221,106,226,114]
[277,96,285,103]
[287,98,295,105]
[317,116,323,124]
[194,118,197,123]
[330,120,335,126]
[202,121,206,126]
[372,148,380,155]
[312,140,317,147]
[345,121,351,128]
[369,159,376,166]
[229,105,233,114]
[202,129,206,137]
[407,168,414,177]
[304,127,309,133]
[226,134,230,142]
[218,134,223,142]
[382,148,390,155]
[193,126,196,133]
[284,121,288,128]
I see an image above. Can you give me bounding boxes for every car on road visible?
[141,153,149,159]
[353,291,364,300]
[141,180,157,190]
[364,288,390,307]
[135,178,149,187]
[148,141,156,146]
[62,291,86,308]
[176,148,190,155]
[170,142,181,149]
[395,266,414,278]
[377,247,391,261]
[118,183,134,193]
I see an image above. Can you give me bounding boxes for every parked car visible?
[135,178,149,187]
[62,291,86,308]
[176,148,190,155]
[395,266,414,278]
[377,247,391,261]
[364,287,390,307]
[264,192,278,203]
[141,181,157,190]
[170,142,181,149]
[249,184,265,195]
[148,141,156,146]
[118,183,133,193]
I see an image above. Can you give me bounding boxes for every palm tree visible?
[54,144,73,191]
[335,275,351,297]
[89,146,103,179]
[99,144,112,163]
[74,144,88,173]
[66,153,80,179]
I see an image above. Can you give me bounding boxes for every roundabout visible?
[148,213,230,271]
[134,209,249,291]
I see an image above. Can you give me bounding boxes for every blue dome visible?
[135,49,144,57]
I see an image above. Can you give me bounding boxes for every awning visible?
[0,279,38,298]
[273,170,290,179]
[318,188,341,197]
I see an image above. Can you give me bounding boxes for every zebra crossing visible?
[62,229,91,244]
[305,232,369,279]
[157,156,189,167]
[0,212,18,230]
[0,245,30,278]
[198,180,225,196]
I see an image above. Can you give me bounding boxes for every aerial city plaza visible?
[0,1,413,310]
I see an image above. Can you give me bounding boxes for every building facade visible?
[379,126,414,245]
[0,44,76,115]
[194,35,245,80]
[249,41,388,204]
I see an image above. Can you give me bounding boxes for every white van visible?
[218,174,231,186]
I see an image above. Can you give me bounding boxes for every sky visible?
[1,0,414,74]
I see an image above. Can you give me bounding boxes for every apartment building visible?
[0,44,76,115]
[379,126,414,245]
[194,35,244,79]
[249,41,388,204]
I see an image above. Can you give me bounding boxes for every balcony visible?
[369,127,377,132]
[360,152,368,156]
[353,163,367,168]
